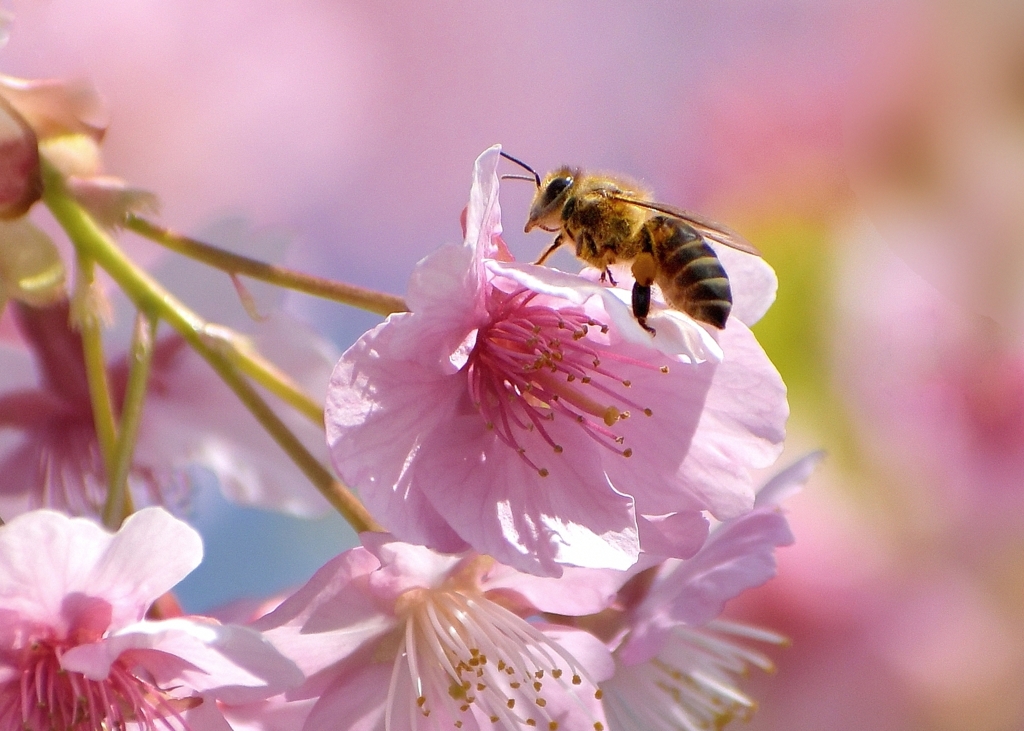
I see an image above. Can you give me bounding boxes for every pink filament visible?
[466,287,654,473]
[1,640,192,731]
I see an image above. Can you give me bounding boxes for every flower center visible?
[1,638,198,731]
[465,287,659,476]
[388,588,604,731]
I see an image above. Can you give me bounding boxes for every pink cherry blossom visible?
[0,506,303,731]
[254,535,619,731]
[0,299,333,518]
[590,453,819,731]
[326,145,787,576]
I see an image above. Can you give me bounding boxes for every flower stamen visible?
[466,286,663,469]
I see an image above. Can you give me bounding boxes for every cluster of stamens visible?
[601,621,784,731]
[388,588,605,731]
[465,287,664,476]
[0,637,193,731]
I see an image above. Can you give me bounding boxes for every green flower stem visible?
[75,255,120,473]
[43,163,382,534]
[125,214,408,316]
[203,326,324,428]
[102,311,153,529]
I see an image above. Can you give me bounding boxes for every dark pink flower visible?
[254,535,619,731]
[326,146,787,576]
[0,507,302,731]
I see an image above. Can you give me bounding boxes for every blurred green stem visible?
[125,214,408,316]
[43,161,382,534]
[102,311,153,528]
[74,255,119,475]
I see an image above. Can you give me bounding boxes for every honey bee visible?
[499,151,761,333]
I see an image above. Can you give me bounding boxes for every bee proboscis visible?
[499,151,761,333]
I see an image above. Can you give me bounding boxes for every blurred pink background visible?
[4,1,1024,729]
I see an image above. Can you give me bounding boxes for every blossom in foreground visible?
[593,453,820,731]
[0,298,333,518]
[255,535,620,731]
[0,507,302,731]
[327,145,787,576]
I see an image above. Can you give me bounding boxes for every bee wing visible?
[604,194,762,256]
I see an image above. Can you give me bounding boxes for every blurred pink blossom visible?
[0,298,333,518]
[254,534,618,731]
[591,454,817,731]
[0,507,302,731]
[326,146,787,576]
[835,225,1024,537]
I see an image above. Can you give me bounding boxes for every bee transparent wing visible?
[604,194,762,256]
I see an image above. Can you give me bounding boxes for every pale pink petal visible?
[665,318,788,519]
[326,316,471,552]
[221,695,315,731]
[636,511,711,560]
[254,549,393,679]
[481,563,629,617]
[182,696,237,731]
[0,507,199,631]
[411,408,640,575]
[713,244,779,326]
[66,174,159,229]
[60,618,303,703]
[540,625,617,684]
[0,95,40,219]
[396,244,484,374]
[619,510,793,666]
[361,534,463,601]
[755,450,826,509]
[0,74,107,142]
[82,507,203,628]
[464,144,504,262]
[301,662,391,731]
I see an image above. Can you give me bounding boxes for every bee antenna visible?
[501,174,540,183]
[499,151,541,188]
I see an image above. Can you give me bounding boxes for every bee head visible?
[525,167,578,233]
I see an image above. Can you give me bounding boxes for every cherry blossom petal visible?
[66,174,159,229]
[0,74,107,142]
[635,511,711,560]
[301,662,392,731]
[0,507,200,631]
[326,316,471,552]
[659,319,788,519]
[481,563,630,617]
[713,243,779,326]
[411,405,640,575]
[755,450,826,508]
[254,549,393,679]
[60,618,303,703]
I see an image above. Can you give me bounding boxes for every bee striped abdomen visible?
[649,216,732,329]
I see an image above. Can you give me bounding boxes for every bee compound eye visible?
[544,176,573,202]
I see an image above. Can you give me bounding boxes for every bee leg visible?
[632,281,656,335]
[630,250,658,336]
[534,233,565,265]
[600,268,618,286]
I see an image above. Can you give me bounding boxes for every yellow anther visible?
[603,407,620,427]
